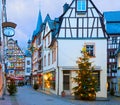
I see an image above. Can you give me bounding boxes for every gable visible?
[57,0,107,39]
[44,22,50,36]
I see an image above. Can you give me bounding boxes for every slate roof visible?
[25,50,32,57]
[104,11,120,35]
[32,11,42,40]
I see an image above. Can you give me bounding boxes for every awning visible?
[8,76,24,80]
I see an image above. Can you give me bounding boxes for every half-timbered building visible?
[6,38,25,80]
[104,11,120,93]
[32,0,108,98]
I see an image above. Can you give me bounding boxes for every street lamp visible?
[2,22,17,96]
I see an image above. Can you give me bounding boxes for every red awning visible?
[8,76,24,80]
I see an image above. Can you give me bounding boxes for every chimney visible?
[63,3,69,13]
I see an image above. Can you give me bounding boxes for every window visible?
[44,55,46,66]
[76,0,87,12]
[112,37,117,44]
[27,60,30,65]
[63,71,70,90]
[92,71,100,91]
[48,53,50,65]
[86,45,95,57]
[38,35,41,45]
[38,49,42,58]
[26,68,30,73]
[48,35,50,45]
[38,60,43,70]
[44,39,46,48]
[52,48,56,63]
[50,71,56,90]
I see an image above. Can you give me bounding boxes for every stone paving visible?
[1,86,120,105]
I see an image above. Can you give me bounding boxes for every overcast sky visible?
[6,0,120,50]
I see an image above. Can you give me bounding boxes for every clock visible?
[3,27,15,37]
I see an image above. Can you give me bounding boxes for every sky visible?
[6,0,120,51]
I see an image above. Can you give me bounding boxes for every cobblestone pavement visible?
[1,86,120,105]
[0,94,12,105]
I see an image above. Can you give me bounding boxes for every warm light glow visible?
[44,74,48,80]
[106,82,108,89]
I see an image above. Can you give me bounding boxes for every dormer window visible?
[76,0,87,12]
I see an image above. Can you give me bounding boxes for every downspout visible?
[56,40,59,95]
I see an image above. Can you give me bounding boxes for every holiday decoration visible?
[72,46,97,100]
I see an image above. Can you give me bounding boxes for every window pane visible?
[63,75,70,90]
[92,71,100,91]
[77,0,86,12]
[86,45,95,57]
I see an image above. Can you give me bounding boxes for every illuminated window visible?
[76,0,87,12]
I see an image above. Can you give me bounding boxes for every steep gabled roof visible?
[60,0,102,18]
[32,11,42,39]
[104,11,120,35]
[44,14,51,23]
[104,11,120,22]
[25,50,32,57]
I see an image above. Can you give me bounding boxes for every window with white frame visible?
[44,55,46,66]
[86,44,95,57]
[76,0,87,12]
[26,68,31,73]
[52,48,56,63]
[27,60,30,65]
[48,35,50,45]
[48,53,50,65]
[44,39,46,48]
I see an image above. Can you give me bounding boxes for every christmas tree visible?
[7,79,17,95]
[72,46,97,100]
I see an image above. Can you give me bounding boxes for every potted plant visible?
[61,90,65,97]
[7,79,17,95]
[33,83,39,90]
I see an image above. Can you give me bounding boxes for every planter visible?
[74,93,96,101]
[61,91,65,97]
[74,95,81,100]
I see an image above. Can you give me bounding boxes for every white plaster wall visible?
[25,57,32,76]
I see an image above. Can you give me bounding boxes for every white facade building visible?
[32,0,108,98]
[24,40,32,84]
[42,0,108,98]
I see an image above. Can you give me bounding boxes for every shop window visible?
[44,72,56,90]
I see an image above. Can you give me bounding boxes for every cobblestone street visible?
[1,86,120,105]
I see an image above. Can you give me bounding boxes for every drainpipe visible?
[56,40,59,95]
